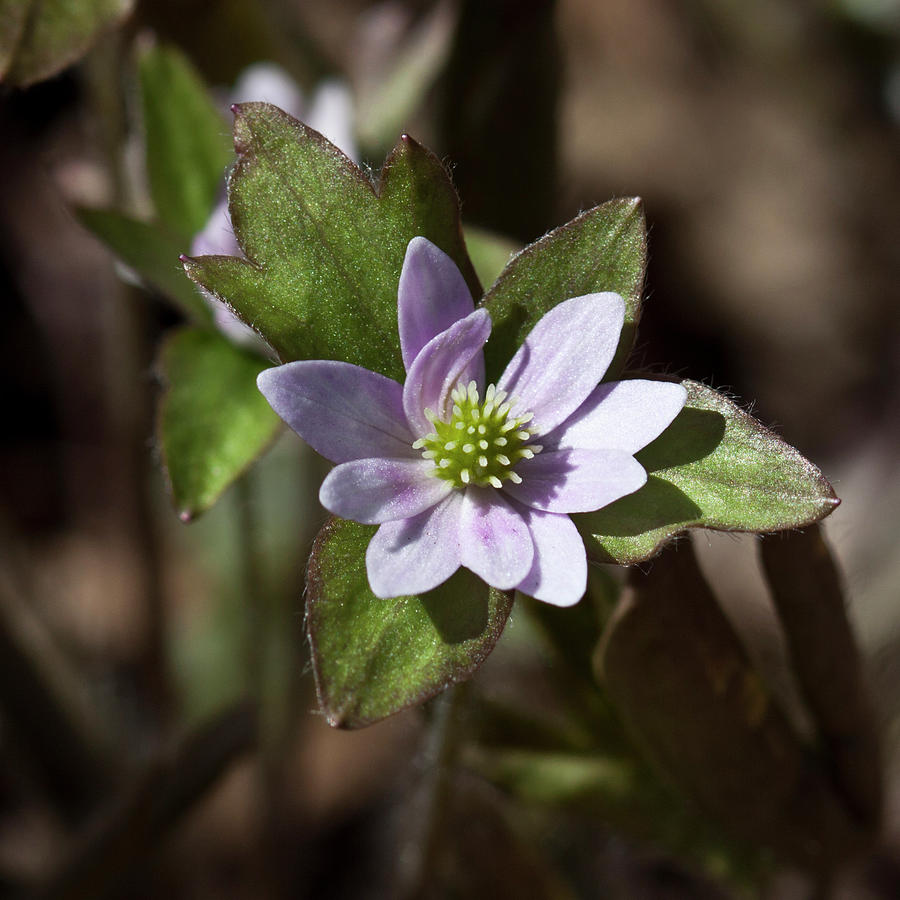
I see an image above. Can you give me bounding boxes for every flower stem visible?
[401,682,469,899]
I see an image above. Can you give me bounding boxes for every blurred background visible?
[0,0,899,897]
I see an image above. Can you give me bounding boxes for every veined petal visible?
[319,458,451,523]
[403,309,490,437]
[398,237,477,371]
[503,448,647,513]
[497,293,625,434]
[459,487,533,590]
[513,506,587,607]
[546,380,687,454]
[258,361,415,463]
[366,493,463,598]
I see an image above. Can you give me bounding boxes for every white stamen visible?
[439,459,451,468]
[444,441,457,451]
[422,450,437,459]
[411,438,425,449]
[460,469,470,484]
[521,449,534,460]
[478,455,488,468]
[462,443,474,454]
[478,440,488,450]
[496,454,511,467]
[488,475,502,489]
[494,437,507,447]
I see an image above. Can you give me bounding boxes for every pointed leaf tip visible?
[189,108,478,375]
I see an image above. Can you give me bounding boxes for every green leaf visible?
[158,328,281,520]
[578,380,840,565]
[1,0,132,86]
[139,43,233,239]
[183,104,480,379]
[0,1,30,80]
[481,198,646,382]
[77,207,212,323]
[463,224,520,292]
[306,517,513,728]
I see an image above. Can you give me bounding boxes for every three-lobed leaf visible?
[578,380,840,564]
[184,103,480,380]
[306,517,513,728]
[158,328,281,521]
[480,198,646,382]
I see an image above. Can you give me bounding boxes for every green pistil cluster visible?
[413,382,542,489]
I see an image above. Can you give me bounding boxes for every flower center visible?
[412,381,542,489]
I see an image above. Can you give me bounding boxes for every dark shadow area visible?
[420,568,490,644]
[637,407,726,472]
[575,476,702,538]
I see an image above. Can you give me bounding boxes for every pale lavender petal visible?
[497,293,625,434]
[366,493,463,598]
[546,380,687,454]
[459,487,533,590]
[503,448,647,513]
[402,309,490,437]
[258,361,416,463]
[191,196,241,258]
[319,458,451,524]
[231,63,306,119]
[513,506,587,607]
[398,237,478,371]
[306,80,359,162]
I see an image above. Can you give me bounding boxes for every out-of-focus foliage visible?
[0,0,133,86]
[158,329,280,521]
